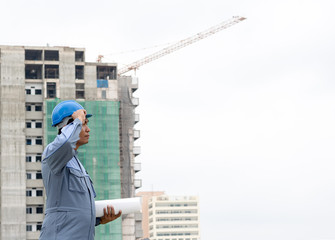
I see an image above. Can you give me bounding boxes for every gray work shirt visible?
[39,118,99,240]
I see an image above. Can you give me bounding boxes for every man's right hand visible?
[72,109,86,124]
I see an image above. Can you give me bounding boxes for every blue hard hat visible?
[52,100,92,127]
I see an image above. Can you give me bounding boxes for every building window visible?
[36,122,42,128]
[75,51,84,62]
[36,190,43,196]
[75,65,84,79]
[26,190,32,197]
[26,122,32,128]
[45,50,59,61]
[47,82,56,98]
[35,105,42,111]
[37,223,42,231]
[26,89,31,95]
[76,83,85,99]
[97,66,117,80]
[26,105,32,111]
[36,155,42,162]
[35,89,42,95]
[26,139,32,145]
[26,207,33,214]
[26,155,43,162]
[36,207,43,214]
[45,65,59,78]
[36,139,43,145]
[26,225,32,232]
[36,172,43,179]
[26,173,32,179]
[25,50,42,60]
[25,65,42,79]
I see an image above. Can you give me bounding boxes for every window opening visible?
[45,65,59,78]
[35,105,42,111]
[76,83,85,99]
[75,65,84,79]
[26,207,33,214]
[26,122,32,128]
[36,155,42,162]
[36,190,43,196]
[36,122,42,128]
[35,89,42,95]
[25,65,42,79]
[97,66,117,80]
[36,172,43,179]
[25,50,42,60]
[44,50,59,61]
[26,89,31,95]
[37,223,42,231]
[75,51,84,62]
[26,225,32,232]
[36,207,43,214]
[47,82,56,98]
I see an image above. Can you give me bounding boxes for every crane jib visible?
[117,16,247,76]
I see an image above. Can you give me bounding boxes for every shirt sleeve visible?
[42,118,82,174]
[95,217,101,226]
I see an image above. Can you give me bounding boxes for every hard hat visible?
[52,100,92,127]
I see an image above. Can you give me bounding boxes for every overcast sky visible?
[1,0,335,239]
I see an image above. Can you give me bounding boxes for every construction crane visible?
[117,16,246,75]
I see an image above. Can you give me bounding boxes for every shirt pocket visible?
[68,168,86,193]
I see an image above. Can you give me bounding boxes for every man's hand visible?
[72,109,86,124]
[100,205,122,224]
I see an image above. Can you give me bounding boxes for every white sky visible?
[1,0,335,239]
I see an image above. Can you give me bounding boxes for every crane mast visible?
[117,16,246,75]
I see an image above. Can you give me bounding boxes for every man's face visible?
[77,119,90,146]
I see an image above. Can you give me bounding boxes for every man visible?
[39,100,121,240]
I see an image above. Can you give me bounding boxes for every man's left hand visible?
[100,205,122,224]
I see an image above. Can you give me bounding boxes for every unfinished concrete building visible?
[0,45,142,240]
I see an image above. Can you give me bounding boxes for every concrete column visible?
[84,64,97,100]
[59,47,75,99]
[0,46,27,239]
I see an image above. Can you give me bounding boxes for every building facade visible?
[0,45,142,240]
[137,192,200,240]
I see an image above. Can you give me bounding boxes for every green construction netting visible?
[45,99,122,240]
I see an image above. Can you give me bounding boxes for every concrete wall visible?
[0,46,27,239]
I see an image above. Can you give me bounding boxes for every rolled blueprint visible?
[95,197,142,217]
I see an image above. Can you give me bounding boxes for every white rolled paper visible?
[95,197,142,217]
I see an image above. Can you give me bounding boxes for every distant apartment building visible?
[0,45,142,240]
[137,192,200,240]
